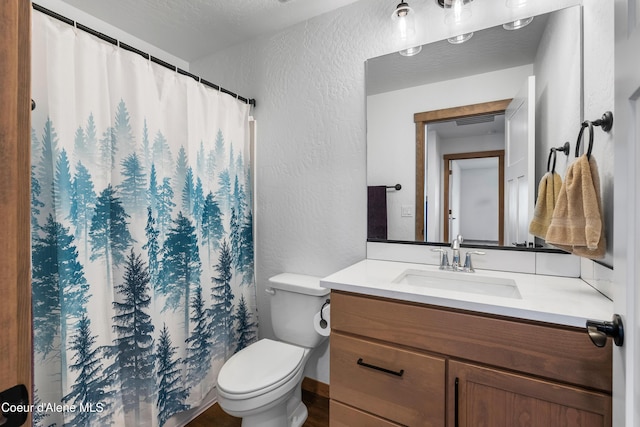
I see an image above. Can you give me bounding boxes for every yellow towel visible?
[545,154,605,259]
[529,171,562,238]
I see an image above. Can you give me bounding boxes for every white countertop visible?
[320,259,613,328]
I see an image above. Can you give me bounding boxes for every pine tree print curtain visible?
[30,10,258,427]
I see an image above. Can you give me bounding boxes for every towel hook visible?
[590,111,613,132]
[554,141,570,156]
[575,121,594,159]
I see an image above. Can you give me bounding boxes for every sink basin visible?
[392,269,522,299]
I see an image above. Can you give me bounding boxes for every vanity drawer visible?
[331,291,612,393]
[330,331,445,427]
[330,400,403,427]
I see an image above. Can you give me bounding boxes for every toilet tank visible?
[267,273,330,348]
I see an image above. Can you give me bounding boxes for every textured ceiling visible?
[57,0,360,62]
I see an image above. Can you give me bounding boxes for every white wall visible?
[450,160,461,240]
[190,0,607,384]
[426,129,441,242]
[533,6,582,183]
[581,0,614,272]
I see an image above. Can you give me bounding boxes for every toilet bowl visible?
[217,339,310,427]
[216,273,329,427]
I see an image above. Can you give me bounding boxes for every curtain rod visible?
[32,3,257,108]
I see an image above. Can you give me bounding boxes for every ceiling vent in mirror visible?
[455,114,496,126]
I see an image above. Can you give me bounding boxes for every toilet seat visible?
[217,339,306,400]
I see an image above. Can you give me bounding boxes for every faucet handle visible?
[463,250,485,272]
[431,248,450,270]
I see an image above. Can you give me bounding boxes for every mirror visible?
[366,6,581,250]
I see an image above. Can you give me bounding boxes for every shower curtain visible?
[30,9,258,427]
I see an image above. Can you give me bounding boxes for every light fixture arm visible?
[436,0,474,7]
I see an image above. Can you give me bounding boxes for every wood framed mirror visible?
[414,99,511,242]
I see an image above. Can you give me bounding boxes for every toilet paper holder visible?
[319,299,330,329]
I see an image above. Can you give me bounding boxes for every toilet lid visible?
[217,339,305,395]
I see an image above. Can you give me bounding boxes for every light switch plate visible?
[401,205,414,217]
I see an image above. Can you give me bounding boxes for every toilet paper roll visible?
[313,304,331,336]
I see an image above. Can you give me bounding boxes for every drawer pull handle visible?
[454,377,459,427]
[356,358,405,377]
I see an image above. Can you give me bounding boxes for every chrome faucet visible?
[432,235,485,272]
[451,234,463,270]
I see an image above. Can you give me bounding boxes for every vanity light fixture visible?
[439,0,474,25]
[503,17,534,30]
[392,1,417,42]
[392,1,421,56]
[448,32,473,44]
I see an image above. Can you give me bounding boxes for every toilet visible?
[216,273,330,427]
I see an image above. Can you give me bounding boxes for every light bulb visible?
[503,17,534,30]
[444,0,472,25]
[447,32,473,44]
[399,45,422,57]
[392,2,416,42]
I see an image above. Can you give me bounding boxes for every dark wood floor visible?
[186,389,329,427]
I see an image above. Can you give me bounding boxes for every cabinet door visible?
[331,332,445,426]
[448,360,611,427]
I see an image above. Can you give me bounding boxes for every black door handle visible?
[0,384,29,427]
[586,314,624,347]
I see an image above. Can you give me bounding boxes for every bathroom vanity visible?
[321,260,613,427]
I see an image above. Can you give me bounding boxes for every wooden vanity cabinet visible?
[329,291,612,427]
[449,361,611,427]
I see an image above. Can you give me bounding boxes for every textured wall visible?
[583,0,615,268]
[190,0,608,383]
[533,6,582,183]
[191,0,397,383]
